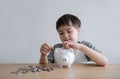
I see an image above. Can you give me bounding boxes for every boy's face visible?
[57,25,80,43]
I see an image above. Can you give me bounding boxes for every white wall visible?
[0,0,120,63]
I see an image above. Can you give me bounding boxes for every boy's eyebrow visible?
[57,30,63,32]
[58,28,72,32]
[58,28,71,31]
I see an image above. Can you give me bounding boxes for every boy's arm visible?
[79,44,108,67]
[39,50,55,64]
[39,43,53,65]
[39,54,48,64]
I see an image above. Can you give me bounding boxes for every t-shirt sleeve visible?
[47,43,62,63]
[47,49,55,63]
[80,40,102,61]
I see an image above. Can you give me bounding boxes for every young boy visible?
[39,14,108,67]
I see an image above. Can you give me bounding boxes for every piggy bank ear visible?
[69,48,74,52]
[69,48,76,55]
[54,48,60,54]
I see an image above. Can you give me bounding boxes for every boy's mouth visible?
[64,39,71,42]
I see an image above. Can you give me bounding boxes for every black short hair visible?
[56,14,81,30]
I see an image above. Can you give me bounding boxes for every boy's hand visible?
[62,40,81,50]
[40,43,52,56]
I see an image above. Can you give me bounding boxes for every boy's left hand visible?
[62,40,81,50]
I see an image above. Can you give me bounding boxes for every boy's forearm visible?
[39,55,48,64]
[79,44,108,66]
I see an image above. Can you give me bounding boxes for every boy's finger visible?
[41,51,47,56]
[41,48,49,53]
[62,42,70,49]
[46,45,53,51]
[62,42,66,48]
[43,43,52,50]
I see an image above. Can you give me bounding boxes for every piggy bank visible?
[54,48,75,68]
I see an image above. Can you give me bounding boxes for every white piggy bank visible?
[54,48,75,68]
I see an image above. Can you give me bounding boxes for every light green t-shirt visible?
[47,40,102,63]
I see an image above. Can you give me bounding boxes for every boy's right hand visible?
[40,43,53,56]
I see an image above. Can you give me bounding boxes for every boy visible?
[39,14,108,67]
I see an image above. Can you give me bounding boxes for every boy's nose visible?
[64,33,69,37]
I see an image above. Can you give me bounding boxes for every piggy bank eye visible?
[61,52,63,54]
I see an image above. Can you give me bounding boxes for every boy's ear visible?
[77,28,81,34]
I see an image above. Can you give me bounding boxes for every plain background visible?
[0,0,120,63]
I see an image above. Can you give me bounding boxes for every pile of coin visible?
[11,65,54,76]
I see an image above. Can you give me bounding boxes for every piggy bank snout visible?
[62,56,68,62]
[54,48,75,67]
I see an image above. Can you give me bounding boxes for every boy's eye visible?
[67,30,72,33]
[59,32,64,35]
